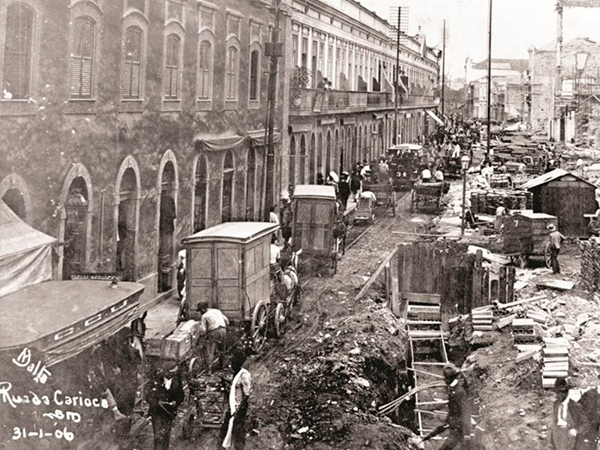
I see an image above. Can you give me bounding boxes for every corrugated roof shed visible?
[521,169,595,190]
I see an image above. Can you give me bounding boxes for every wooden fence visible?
[387,242,515,330]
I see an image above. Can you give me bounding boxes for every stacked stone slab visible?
[579,241,600,296]
[542,337,569,389]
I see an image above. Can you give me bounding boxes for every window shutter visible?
[81,57,93,97]
[3,4,33,99]
[122,61,132,97]
[70,57,82,96]
[131,62,141,98]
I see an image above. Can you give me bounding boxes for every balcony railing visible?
[290,88,438,114]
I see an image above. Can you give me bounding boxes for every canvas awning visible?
[426,109,444,126]
[194,133,246,152]
[0,200,57,297]
[247,129,281,147]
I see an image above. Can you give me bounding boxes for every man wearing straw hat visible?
[410,363,473,449]
[547,224,566,274]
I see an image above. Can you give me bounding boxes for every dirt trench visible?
[241,196,429,450]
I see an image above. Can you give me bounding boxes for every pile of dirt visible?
[463,333,553,450]
[247,289,416,450]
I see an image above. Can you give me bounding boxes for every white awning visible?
[0,200,57,297]
[426,109,444,126]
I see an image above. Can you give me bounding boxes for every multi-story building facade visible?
[466,58,528,124]
[280,0,441,191]
[0,0,284,309]
[529,37,600,142]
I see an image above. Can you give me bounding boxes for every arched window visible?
[249,49,259,101]
[288,136,296,189]
[3,3,34,99]
[222,151,234,222]
[194,156,208,232]
[70,17,96,99]
[299,135,306,184]
[2,188,26,219]
[122,26,143,99]
[164,33,180,99]
[198,40,212,100]
[225,46,238,101]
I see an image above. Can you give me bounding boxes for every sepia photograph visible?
[1,0,600,449]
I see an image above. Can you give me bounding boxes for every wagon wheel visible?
[544,243,552,269]
[274,302,287,338]
[187,356,200,379]
[251,302,269,352]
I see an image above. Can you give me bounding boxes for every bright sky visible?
[362,0,600,79]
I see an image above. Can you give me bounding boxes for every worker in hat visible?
[412,363,473,449]
[146,364,185,450]
[547,224,566,274]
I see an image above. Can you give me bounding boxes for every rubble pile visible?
[470,189,532,215]
[251,294,416,450]
[578,240,600,296]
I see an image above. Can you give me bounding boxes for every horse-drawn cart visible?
[502,211,557,268]
[364,183,396,217]
[181,222,290,351]
[292,185,341,276]
[410,182,445,214]
[354,196,375,224]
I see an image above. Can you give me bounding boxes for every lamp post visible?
[460,155,470,237]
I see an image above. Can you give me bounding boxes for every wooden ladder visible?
[405,293,449,441]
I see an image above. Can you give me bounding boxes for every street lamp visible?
[460,155,470,237]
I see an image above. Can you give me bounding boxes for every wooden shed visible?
[521,169,597,238]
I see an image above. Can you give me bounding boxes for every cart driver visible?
[197,303,229,374]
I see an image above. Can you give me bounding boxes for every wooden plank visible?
[403,292,441,305]
[497,294,547,310]
[390,252,401,318]
[355,248,398,301]
[499,266,507,304]
[506,266,515,304]
[472,250,483,308]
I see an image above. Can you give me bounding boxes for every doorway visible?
[158,162,177,293]
[63,177,89,280]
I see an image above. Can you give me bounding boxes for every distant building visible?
[529,37,600,143]
[466,58,528,124]
[281,0,441,189]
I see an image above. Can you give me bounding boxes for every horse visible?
[333,214,348,256]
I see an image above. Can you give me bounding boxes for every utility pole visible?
[464,57,470,118]
[393,7,401,145]
[263,0,282,219]
[441,19,446,117]
[486,0,493,159]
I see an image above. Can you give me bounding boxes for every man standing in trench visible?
[410,363,473,449]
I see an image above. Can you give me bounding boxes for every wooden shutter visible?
[70,18,95,98]
[3,4,34,99]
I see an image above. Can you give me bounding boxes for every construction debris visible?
[541,337,570,389]
[536,279,575,291]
